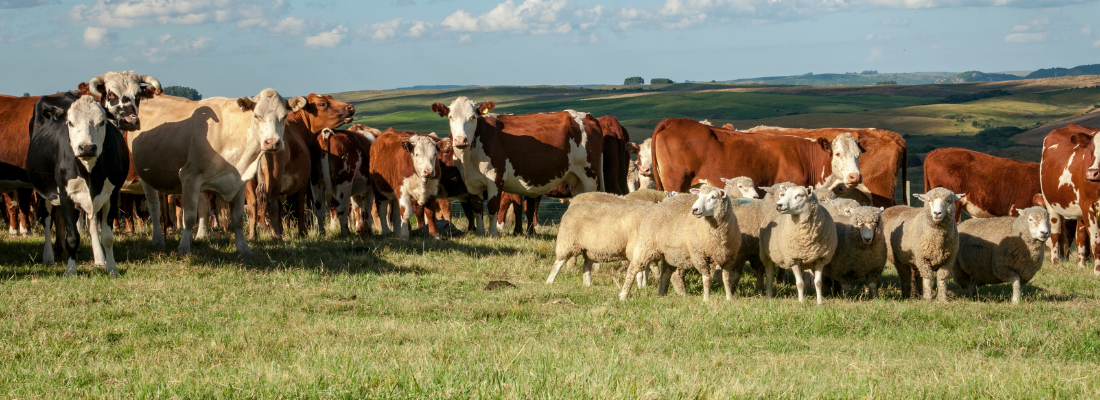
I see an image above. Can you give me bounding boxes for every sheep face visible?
[850,206,883,244]
[775,186,814,215]
[1017,207,1052,241]
[721,176,759,199]
[830,199,860,217]
[815,188,838,204]
[689,186,727,218]
[914,187,965,223]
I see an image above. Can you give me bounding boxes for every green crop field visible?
[3,222,1100,398]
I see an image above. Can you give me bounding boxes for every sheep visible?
[953,206,1051,304]
[623,189,674,203]
[883,187,965,301]
[760,185,838,304]
[721,176,760,199]
[619,186,741,302]
[815,188,839,204]
[546,200,651,287]
[824,198,860,220]
[823,206,887,299]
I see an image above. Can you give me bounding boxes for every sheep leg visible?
[936,268,949,302]
[635,270,647,289]
[581,258,594,287]
[670,267,686,296]
[657,266,673,297]
[765,264,775,298]
[840,283,853,298]
[792,266,806,303]
[546,259,567,284]
[721,267,736,301]
[1010,273,1022,304]
[619,261,643,301]
[700,269,711,302]
[922,275,934,301]
[895,263,913,298]
[813,266,825,305]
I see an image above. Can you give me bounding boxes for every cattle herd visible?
[0,70,1097,304]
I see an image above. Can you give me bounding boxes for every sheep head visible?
[849,206,884,244]
[689,186,728,218]
[914,187,964,223]
[775,186,816,215]
[1015,206,1051,241]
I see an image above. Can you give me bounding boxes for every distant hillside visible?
[1026,64,1100,79]
[936,71,1022,83]
[725,71,957,86]
[387,85,477,91]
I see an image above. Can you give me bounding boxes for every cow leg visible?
[335,185,353,237]
[1047,211,1064,264]
[523,196,541,235]
[57,194,81,277]
[376,199,393,235]
[246,179,259,240]
[460,198,477,232]
[498,195,516,235]
[229,192,252,255]
[41,203,54,265]
[438,199,453,222]
[1077,221,1090,270]
[294,189,308,238]
[176,179,202,255]
[1088,216,1100,276]
[397,195,414,240]
[351,194,373,237]
[486,192,502,237]
[87,205,106,266]
[16,188,32,235]
[195,192,211,240]
[96,205,119,277]
[4,192,17,236]
[267,191,283,243]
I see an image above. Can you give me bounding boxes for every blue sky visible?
[1,0,1099,98]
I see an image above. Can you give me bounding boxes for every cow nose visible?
[453,137,468,148]
[78,143,97,156]
[346,104,355,114]
[1088,168,1100,181]
[847,173,862,185]
[639,168,651,176]
[263,138,282,151]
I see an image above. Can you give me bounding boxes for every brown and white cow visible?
[3,189,32,236]
[1040,124,1100,273]
[651,119,863,193]
[414,137,481,233]
[315,127,374,237]
[743,126,906,207]
[248,93,355,240]
[924,147,1062,262]
[129,89,306,255]
[627,138,655,192]
[370,129,441,239]
[430,97,604,236]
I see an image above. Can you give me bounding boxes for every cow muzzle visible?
[77,143,97,158]
[639,167,652,176]
[262,139,283,152]
[453,136,469,149]
[1088,168,1100,182]
[116,115,140,131]
[845,173,862,187]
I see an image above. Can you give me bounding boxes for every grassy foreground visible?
[3,221,1100,399]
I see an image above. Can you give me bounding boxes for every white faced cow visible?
[128,88,306,255]
[27,94,129,276]
[430,96,604,236]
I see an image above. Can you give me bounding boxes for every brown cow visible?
[370,129,441,239]
[651,119,863,193]
[599,115,631,195]
[430,98,604,236]
[314,127,373,237]
[414,137,481,233]
[248,94,354,240]
[743,126,906,207]
[923,147,1062,262]
[1040,124,1100,273]
[3,189,32,236]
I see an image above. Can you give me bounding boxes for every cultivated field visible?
[3,221,1100,398]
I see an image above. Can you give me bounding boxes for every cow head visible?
[849,206,883,244]
[236,88,306,153]
[914,187,964,223]
[827,133,863,187]
[1073,131,1100,181]
[720,176,759,199]
[430,96,494,149]
[1016,206,1051,241]
[635,138,653,177]
[688,186,727,218]
[301,93,355,132]
[775,186,814,215]
[402,135,441,179]
[85,71,161,131]
[42,95,109,171]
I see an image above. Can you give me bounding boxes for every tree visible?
[650,78,674,85]
[623,76,644,85]
[163,86,203,100]
[22,93,29,97]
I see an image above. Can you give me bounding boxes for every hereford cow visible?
[314,127,374,237]
[3,189,32,236]
[628,138,655,192]
[129,89,306,255]
[742,126,903,206]
[248,94,355,240]
[27,94,129,276]
[370,129,441,239]
[651,119,863,193]
[430,97,604,236]
[414,137,481,233]
[924,147,1062,262]
[1040,124,1100,273]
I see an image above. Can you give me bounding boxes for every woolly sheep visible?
[883,187,965,301]
[760,185,838,304]
[624,189,675,203]
[953,206,1051,303]
[815,188,839,204]
[620,186,741,302]
[824,198,860,220]
[546,200,650,287]
[721,176,760,199]
[573,191,654,206]
[823,206,887,298]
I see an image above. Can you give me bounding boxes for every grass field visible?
[4,220,1100,398]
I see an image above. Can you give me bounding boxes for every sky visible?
[1,0,1099,98]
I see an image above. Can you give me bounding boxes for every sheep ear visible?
[689,188,701,195]
[665,191,678,198]
[1016,208,1026,216]
[914,193,928,202]
[720,178,732,184]
[760,186,774,194]
[955,193,967,201]
[717,189,727,198]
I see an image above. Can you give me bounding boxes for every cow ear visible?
[287,96,307,113]
[817,137,831,152]
[626,143,640,154]
[76,82,95,100]
[42,105,67,123]
[401,140,415,153]
[237,97,255,111]
[431,103,450,117]
[856,139,868,153]
[321,128,334,140]
[428,132,440,139]
[477,101,495,115]
[139,85,159,99]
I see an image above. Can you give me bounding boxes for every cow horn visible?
[88,74,107,99]
[141,75,163,95]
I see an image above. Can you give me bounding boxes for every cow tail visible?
[256,153,273,222]
[901,143,910,206]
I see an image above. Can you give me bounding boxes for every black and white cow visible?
[27,93,129,276]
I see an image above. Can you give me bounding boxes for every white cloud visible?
[1004,32,1047,43]
[866,46,883,61]
[881,17,909,26]
[407,21,427,37]
[82,26,115,48]
[68,0,287,29]
[1,0,50,9]
[442,0,572,34]
[304,25,346,48]
[137,33,215,62]
[269,17,306,36]
[365,18,402,41]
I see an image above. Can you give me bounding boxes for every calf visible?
[27,94,128,276]
[315,127,374,237]
[370,129,441,239]
[415,137,481,233]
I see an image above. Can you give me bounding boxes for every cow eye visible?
[319,102,327,107]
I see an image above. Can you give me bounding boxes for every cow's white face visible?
[87,71,161,131]
[1018,207,1052,241]
[776,186,813,215]
[830,132,862,187]
[721,176,758,199]
[66,96,109,170]
[1087,133,1100,181]
[914,188,963,223]
[237,88,305,153]
[636,138,653,176]
[688,186,727,218]
[404,135,440,179]
[443,96,478,149]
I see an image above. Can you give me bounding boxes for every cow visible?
[1040,124,1100,273]
[743,126,906,207]
[3,189,33,236]
[413,137,481,233]
[923,147,1062,262]
[314,127,374,237]
[370,129,441,239]
[248,93,355,240]
[628,138,655,192]
[430,97,604,236]
[599,115,631,195]
[651,119,863,193]
[129,88,306,255]
[26,94,128,276]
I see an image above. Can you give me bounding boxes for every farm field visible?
[3,222,1100,398]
